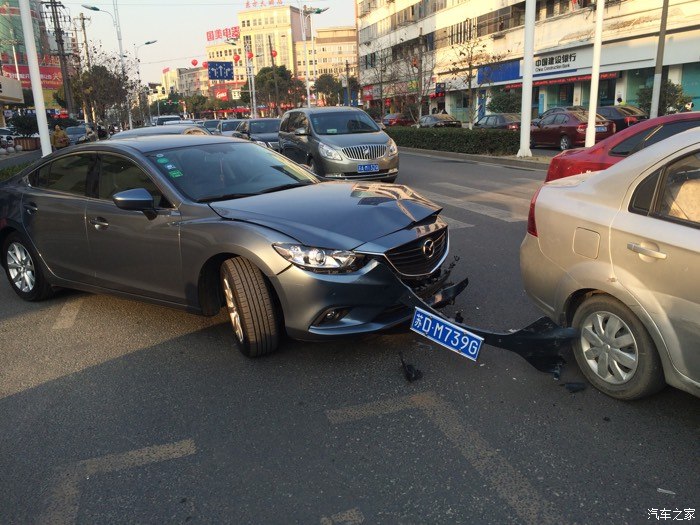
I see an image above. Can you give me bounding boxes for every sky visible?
[60,0,355,84]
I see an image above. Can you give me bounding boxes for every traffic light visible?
[161,87,166,95]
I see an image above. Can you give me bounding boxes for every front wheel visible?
[559,135,571,151]
[2,232,54,301]
[221,257,280,357]
[572,295,665,400]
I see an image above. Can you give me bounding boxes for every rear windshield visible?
[203,121,219,130]
[157,117,181,125]
[310,112,380,135]
[502,114,520,122]
[434,114,458,121]
[66,126,86,134]
[250,120,281,134]
[618,106,646,116]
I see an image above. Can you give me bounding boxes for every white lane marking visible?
[320,507,365,524]
[441,215,474,229]
[399,150,548,172]
[327,393,559,525]
[434,181,532,213]
[52,299,84,330]
[417,189,527,222]
[42,439,197,525]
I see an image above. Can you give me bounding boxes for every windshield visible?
[250,120,280,134]
[66,126,86,134]
[221,121,241,131]
[147,142,317,202]
[203,121,219,130]
[310,111,380,135]
[157,117,181,125]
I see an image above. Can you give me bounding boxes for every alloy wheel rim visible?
[561,136,570,149]
[580,311,638,384]
[223,276,244,343]
[6,242,36,293]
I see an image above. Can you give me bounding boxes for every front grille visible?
[342,144,387,160]
[385,228,448,277]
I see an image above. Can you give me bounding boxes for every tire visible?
[220,257,280,357]
[2,231,54,301]
[309,157,319,175]
[572,295,665,400]
[559,135,571,151]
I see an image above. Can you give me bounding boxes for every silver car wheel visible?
[580,311,638,384]
[222,276,244,343]
[6,241,36,293]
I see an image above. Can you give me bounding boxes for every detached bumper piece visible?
[398,272,577,374]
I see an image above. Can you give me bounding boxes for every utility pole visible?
[650,0,670,119]
[345,59,351,106]
[79,12,91,68]
[268,34,280,116]
[72,25,90,125]
[517,0,536,158]
[42,0,75,117]
[585,0,605,147]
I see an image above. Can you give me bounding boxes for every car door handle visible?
[627,242,667,260]
[89,217,109,230]
[23,202,38,214]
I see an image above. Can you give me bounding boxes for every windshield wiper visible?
[196,193,253,203]
[257,182,313,194]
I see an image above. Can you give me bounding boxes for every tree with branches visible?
[358,42,397,119]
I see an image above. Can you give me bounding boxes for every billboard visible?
[1,65,63,90]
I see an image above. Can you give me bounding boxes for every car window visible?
[221,121,240,131]
[30,154,98,196]
[597,107,614,118]
[98,154,166,206]
[280,113,290,132]
[643,120,700,150]
[309,111,379,135]
[554,115,567,124]
[609,126,659,157]
[297,114,309,132]
[476,117,487,126]
[147,142,316,202]
[629,169,661,215]
[250,120,280,134]
[540,115,556,126]
[657,152,700,225]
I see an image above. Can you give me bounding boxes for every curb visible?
[399,147,551,171]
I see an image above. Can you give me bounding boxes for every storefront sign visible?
[1,65,63,90]
[504,71,619,90]
[245,0,284,7]
[534,52,577,74]
[214,88,229,101]
[0,75,23,104]
[206,26,241,42]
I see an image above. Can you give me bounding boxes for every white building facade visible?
[357,0,700,121]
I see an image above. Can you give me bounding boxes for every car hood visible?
[315,131,390,148]
[250,132,279,142]
[209,182,441,250]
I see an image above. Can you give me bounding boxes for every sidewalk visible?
[0,149,42,171]
[399,147,554,171]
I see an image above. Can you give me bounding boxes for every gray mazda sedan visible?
[0,136,449,356]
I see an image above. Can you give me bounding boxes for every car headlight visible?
[254,140,269,148]
[273,243,362,272]
[318,141,342,161]
[387,139,398,157]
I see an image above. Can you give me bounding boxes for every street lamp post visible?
[135,40,156,126]
[82,2,132,129]
[298,4,328,108]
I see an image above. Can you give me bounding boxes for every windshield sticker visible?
[156,153,164,157]
[327,129,338,134]
[165,164,176,170]
[168,169,184,178]
[156,157,170,164]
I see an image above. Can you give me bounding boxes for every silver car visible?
[278,107,399,182]
[521,128,700,399]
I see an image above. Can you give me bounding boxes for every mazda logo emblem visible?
[422,239,435,259]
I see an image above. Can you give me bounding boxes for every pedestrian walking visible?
[50,125,70,150]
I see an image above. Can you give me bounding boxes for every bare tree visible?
[393,35,442,122]
[358,41,397,119]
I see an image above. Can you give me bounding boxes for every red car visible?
[546,112,700,182]
[382,113,414,126]
[531,110,615,151]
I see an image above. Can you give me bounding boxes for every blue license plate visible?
[358,163,379,173]
[410,307,484,362]
[595,125,606,132]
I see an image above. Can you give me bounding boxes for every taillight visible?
[576,124,587,134]
[507,123,519,130]
[527,187,541,237]
[624,116,638,126]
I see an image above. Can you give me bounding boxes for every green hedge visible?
[0,163,30,182]
[386,127,519,156]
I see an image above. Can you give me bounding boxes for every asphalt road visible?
[1,152,698,525]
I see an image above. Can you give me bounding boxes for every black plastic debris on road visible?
[399,352,423,382]
[561,382,586,393]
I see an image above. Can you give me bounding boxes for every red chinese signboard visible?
[2,65,63,90]
[504,71,619,90]
[214,88,229,101]
[245,0,284,8]
[206,26,241,42]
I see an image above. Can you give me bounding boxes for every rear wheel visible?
[572,295,665,400]
[559,135,571,151]
[221,257,280,357]
[2,232,54,301]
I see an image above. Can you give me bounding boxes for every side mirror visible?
[294,127,308,136]
[113,188,157,219]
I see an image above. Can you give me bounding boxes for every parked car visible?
[0,127,15,140]
[475,113,521,130]
[596,105,648,132]
[235,118,281,151]
[531,110,615,150]
[65,125,97,145]
[546,112,700,182]
[218,119,245,137]
[111,124,211,139]
[382,113,414,127]
[154,115,182,126]
[417,114,462,128]
[202,119,221,134]
[278,107,399,182]
[521,128,700,400]
[0,135,451,358]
